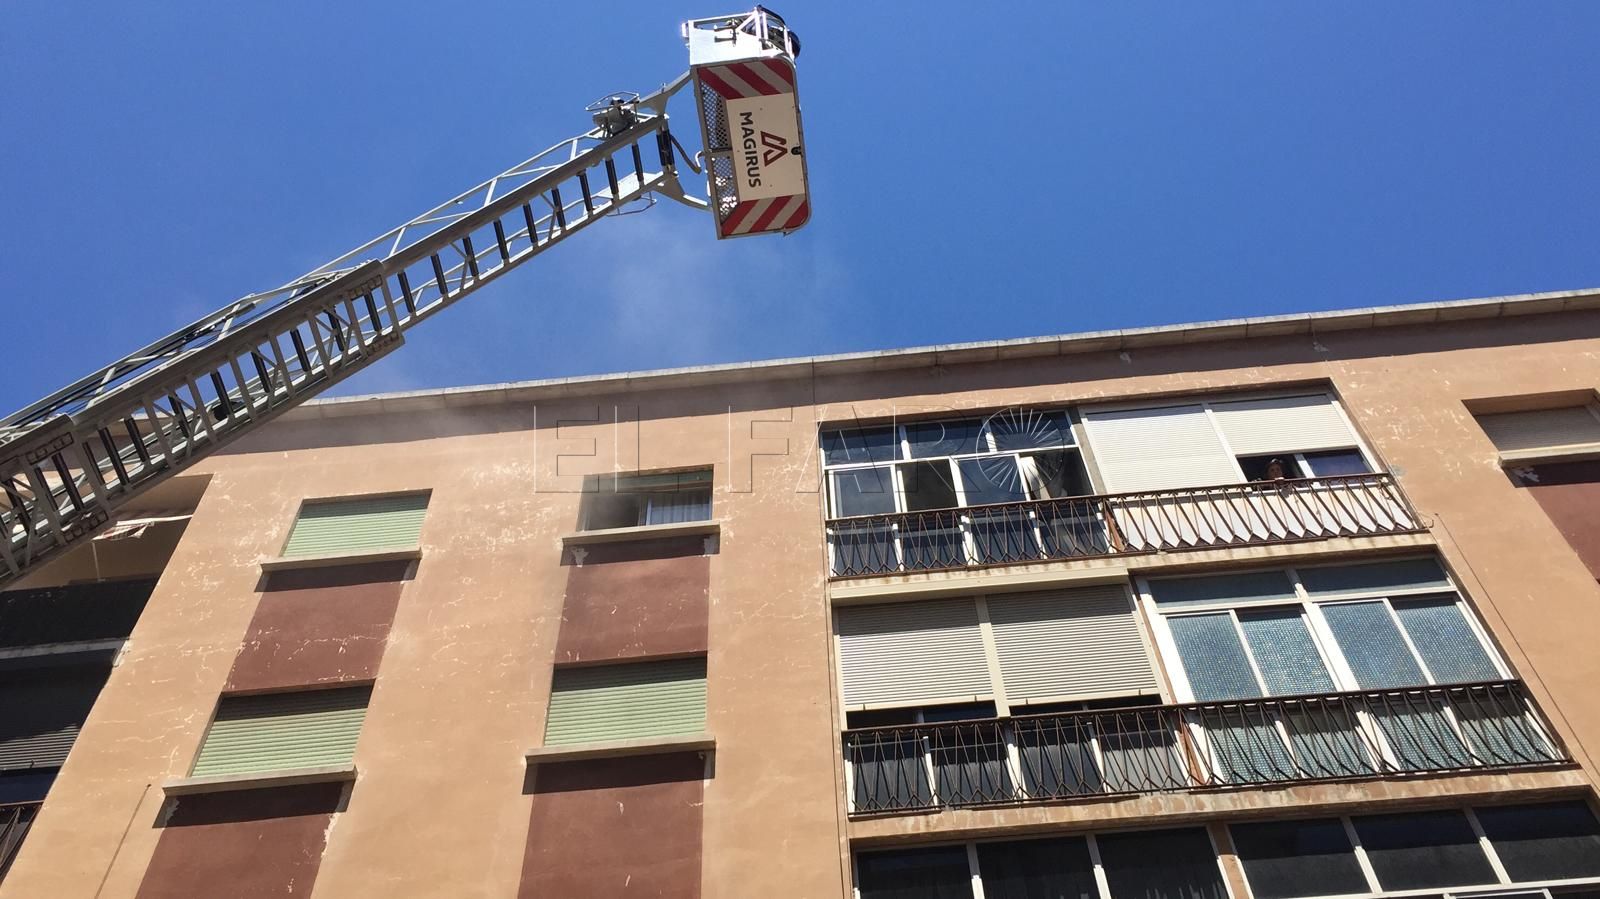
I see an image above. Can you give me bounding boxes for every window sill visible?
[560,520,721,547]
[1499,442,1600,467]
[525,733,716,765]
[259,547,422,572]
[163,764,357,796]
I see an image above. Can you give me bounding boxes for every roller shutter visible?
[1081,405,1239,491]
[1210,395,1358,454]
[543,658,707,745]
[282,493,428,557]
[0,666,110,771]
[191,686,369,777]
[836,599,991,707]
[986,586,1158,703]
[1477,407,1600,453]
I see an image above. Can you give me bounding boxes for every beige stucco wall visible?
[5,308,1599,898]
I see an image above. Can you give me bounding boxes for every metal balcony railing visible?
[842,680,1566,816]
[0,802,40,883]
[827,473,1422,578]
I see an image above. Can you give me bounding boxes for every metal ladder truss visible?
[0,101,687,588]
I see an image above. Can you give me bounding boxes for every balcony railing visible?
[827,473,1422,578]
[842,680,1566,816]
[0,802,40,883]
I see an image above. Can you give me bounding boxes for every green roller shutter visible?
[282,493,428,557]
[191,686,370,777]
[543,658,707,746]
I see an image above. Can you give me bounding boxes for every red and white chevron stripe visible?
[719,195,810,237]
[696,58,795,99]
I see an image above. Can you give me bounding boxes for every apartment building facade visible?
[2,288,1599,898]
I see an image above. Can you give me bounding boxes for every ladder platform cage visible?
[685,8,811,239]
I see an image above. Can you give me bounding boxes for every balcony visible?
[827,473,1422,578]
[842,680,1567,816]
[0,801,40,883]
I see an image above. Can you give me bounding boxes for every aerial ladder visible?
[0,8,810,591]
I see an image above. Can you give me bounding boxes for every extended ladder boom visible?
[0,7,809,591]
[0,96,683,589]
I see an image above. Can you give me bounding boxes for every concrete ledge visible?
[1500,443,1600,467]
[830,561,1133,604]
[259,547,422,572]
[525,733,716,765]
[163,764,357,796]
[560,520,720,547]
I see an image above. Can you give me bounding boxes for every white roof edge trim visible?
[286,287,1600,420]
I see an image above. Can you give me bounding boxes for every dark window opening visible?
[1474,800,1600,881]
[1230,818,1369,899]
[856,846,972,899]
[582,470,712,530]
[1351,809,1497,890]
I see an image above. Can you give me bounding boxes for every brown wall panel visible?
[135,782,343,899]
[225,561,409,694]
[519,752,704,899]
[1517,461,1600,582]
[558,554,710,663]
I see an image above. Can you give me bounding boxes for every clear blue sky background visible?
[5,3,1600,405]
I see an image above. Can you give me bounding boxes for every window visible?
[580,470,712,530]
[1226,803,1600,898]
[543,657,707,746]
[855,846,972,899]
[1476,404,1600,454]
[1095,828,1228,899]
[190,686,370,777]
[1474,800,1600,881]
[1143,558,1549,777]
[821,408,1092,520]
[282,493,428,557]
[1230,819,1369,899]
[1080,393,1373,492]
[976,836,1098,899]
[1352,809,1498,890]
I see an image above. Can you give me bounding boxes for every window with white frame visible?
[821,409,1093,520]
[1080,392,1376,493]
[1139,557,1555,780]
[854,826,1229,899]
[1229,801,1600,899]
[580,469,713,530]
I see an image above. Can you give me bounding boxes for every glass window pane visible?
[823,426,900,466]
[1096,828,1227,899]
[907,419,983,458]
[832,467,897,517]
[856,846,974,899]
[1474,800,1600,881]
[1351,810,1497,890]
[982,409,1075,451]
[1319,601,1427,689]
[1166,614,1262,701]
[1299,558,1451,597]
[976,836,1097,899]
[1391,597,1499,684]
[1237,608,1336,696]
[643,488,711,525]
[958,457,1028,506]
[1302,449,1372,476]
[1148,571,1299,609]
[1021,450,1093,500]
[901,461,960,512]
[1230,818,1369,899]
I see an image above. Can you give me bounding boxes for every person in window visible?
[1259,458,1289,481]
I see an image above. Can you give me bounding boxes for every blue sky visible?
[5,3,1600,404]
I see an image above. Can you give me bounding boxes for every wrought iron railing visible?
[842,680,1565,816]
[0,801,40,883]
[827,473,1422,577]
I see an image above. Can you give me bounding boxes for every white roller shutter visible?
[1081,405,1240,491]
[836,599,991,707]
[986,586,1158,704]
[1210,395,1358,454]
[1477,406,1600,453]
